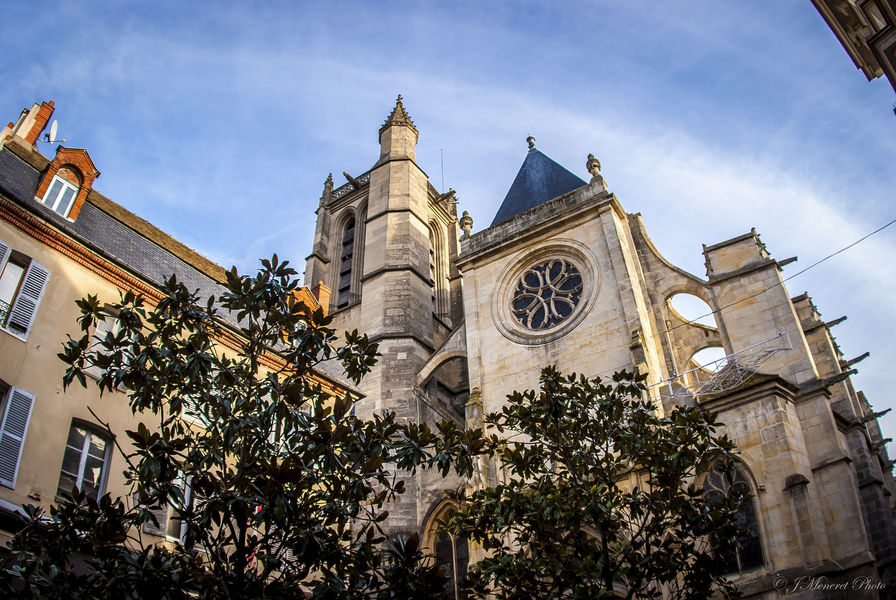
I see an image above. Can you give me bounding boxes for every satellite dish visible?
[41,119,66,144]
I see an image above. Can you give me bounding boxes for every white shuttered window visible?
[0,239,50,340]
[0,386,36,489]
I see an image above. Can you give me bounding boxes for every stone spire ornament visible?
[586,153,607,191]
[379,94,418,140]
[320,173,333,205]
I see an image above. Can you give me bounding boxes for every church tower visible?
[305,97,466,533]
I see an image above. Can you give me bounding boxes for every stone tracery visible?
[511,257,583,330]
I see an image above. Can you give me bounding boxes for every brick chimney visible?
[1,101,55,147]
[311,281,331,316]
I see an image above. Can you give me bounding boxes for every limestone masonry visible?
[306,97,896,597]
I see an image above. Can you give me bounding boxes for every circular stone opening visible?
[492,240,599,345]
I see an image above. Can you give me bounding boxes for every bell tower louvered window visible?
[336,217,355,309]
[429,229,437,313]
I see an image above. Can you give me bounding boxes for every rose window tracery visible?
[511,258,583,330]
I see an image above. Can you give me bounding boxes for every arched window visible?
[429,228,437,313]
[703,465,764,575]
[41,166,82,218]
[434,525,468,599]
[336,216,355,309]
[424,503,469,600]
[354,204,367,302]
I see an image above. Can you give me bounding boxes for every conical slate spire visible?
[490,139,587,226]
[379,94,418,137]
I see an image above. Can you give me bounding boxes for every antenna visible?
[440,148,445,192]
[41,119,67,144]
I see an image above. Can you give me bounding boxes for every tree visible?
[0,256,477,599]
[446,367,749,600]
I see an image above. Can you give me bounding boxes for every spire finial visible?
[526,134,536,150]
[381,95,416,130]
[320,173,334,205]
[379,94,418,142]
[586,153,607,191]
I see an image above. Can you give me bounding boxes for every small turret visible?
[378,95,418,162]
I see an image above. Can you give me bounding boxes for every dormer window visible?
[41,174,79,217]
[33,147,100,222]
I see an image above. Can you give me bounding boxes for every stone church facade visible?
[306,97,896,597]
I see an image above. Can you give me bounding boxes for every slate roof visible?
[0,144,226,303]
[490,147,586,227]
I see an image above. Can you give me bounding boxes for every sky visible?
[2,1,896,438]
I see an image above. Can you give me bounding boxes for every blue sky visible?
[3,1,896,438]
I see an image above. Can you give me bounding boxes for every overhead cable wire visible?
[663,217,896,334]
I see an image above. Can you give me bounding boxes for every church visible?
[304,96,896,596]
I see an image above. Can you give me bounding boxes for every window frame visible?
[0,254,25,328]
[335,215,356,309]
[84,311,133,381]
[165,474,192,541]
[56,420,113,501]
[41,174,80,218]
[424,502,469,600]
[140,472,193,542]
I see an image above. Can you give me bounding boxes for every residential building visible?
[0,101,337,544]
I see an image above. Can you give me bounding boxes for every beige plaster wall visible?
[0,220,136,514]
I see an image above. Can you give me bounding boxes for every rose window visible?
[511,258,583,330]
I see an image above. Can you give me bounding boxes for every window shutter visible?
[141,498,169,537]
[85,317,114,380]
[0,387,35,488]
[0,239,9,270]
[6,260,50,339]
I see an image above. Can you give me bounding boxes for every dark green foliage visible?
[446,367,747,600]
[1,256,466,599]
